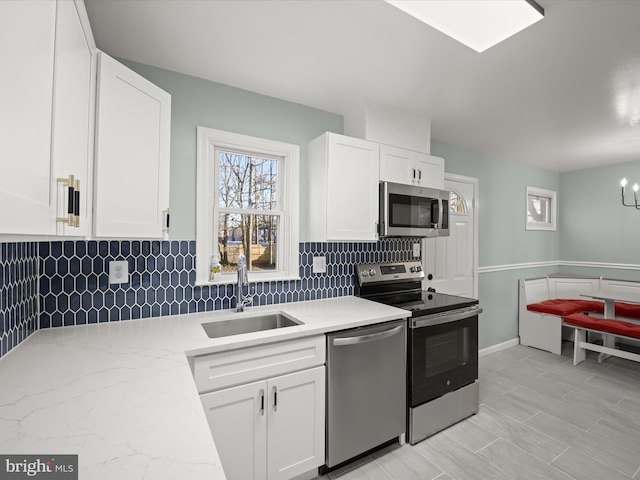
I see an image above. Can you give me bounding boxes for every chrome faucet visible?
[235,254,252,312]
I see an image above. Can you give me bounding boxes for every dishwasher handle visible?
[332,324,404,347]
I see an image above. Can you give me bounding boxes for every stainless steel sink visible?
[202,313,302,338]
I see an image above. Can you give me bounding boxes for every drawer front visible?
[193,336,325,393]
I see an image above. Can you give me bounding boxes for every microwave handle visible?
[379,182,388,236]
[433,197,442,228]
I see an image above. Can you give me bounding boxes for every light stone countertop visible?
[0,296,408,479]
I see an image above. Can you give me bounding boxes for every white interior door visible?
[423,174,478,298]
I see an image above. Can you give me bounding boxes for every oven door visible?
[408,309,479,407]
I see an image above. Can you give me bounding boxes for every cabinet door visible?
[0,1,56,234]
[415,154,445,190]
[267,367,325,480]
[200,381,268,480]
[94,52,171,238]
[326,134,379,241]
[51,0,95,236]
[379,144,414,184]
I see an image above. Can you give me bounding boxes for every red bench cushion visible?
[527,299,604,316]
[565,313,640,339]
[615,302,640,320]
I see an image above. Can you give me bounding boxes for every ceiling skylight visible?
[385,0,544,53]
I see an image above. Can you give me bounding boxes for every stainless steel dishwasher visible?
[325,319,406,469]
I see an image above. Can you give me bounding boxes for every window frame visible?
[449,189,467,215]
[526,186,557,231]
[196,127,300,284]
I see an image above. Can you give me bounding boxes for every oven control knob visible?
[368,269,376,276]
[361,269,369,277]
[416,266,422,272]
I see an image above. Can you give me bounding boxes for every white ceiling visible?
[85,0,640,173]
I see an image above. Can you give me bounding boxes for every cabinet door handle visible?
[73,179,80,227]
[412,168,416,181]
[259,389,265,416]
[56,174,79,227]
[272,386,278,412]
[418,169,422,181]
[67,178,75,218]
[163,208,170,233]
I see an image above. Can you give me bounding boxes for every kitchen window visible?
[526,186,556,231]
[196,127,299,284]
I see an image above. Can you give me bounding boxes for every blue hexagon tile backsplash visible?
[0,239,418,358]
[0,243,39,359]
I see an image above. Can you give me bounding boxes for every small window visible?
[196,127,300,284]
[450,190,467,215]
[526,186,556,231]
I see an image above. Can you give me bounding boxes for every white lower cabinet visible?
[194,336,326,480]
[201,380,267,480]
[201,366,325,480]
[266,367,325,480]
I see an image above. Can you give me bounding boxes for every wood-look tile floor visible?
[320,342,640,480]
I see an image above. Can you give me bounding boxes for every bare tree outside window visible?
[217,151,280,272]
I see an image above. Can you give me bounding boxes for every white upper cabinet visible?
[0,0,96,237]
[380,144,444,190]
[93,52,171,238]
[51,0,96,236]
[0,0,57,235]
[306,133,380,242]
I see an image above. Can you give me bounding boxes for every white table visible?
[580,293,640,318]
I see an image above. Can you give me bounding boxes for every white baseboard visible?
[479,338,520,357]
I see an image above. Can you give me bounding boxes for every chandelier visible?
[620,178,640,209]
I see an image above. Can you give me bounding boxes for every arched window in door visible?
[450,190,467,215]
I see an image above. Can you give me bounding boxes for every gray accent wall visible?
[432,140,561,348]
[560,160,640,267]
[119,59,343,240]
[432,141,561,267]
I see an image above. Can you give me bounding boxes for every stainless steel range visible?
[355,260,482,445]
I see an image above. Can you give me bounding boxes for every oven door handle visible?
[411,307,483,328]
[332,324,404,346]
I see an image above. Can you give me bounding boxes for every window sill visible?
[195,273,302,287]
[526,223,556,231]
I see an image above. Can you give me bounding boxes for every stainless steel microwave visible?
[379,182,450,238]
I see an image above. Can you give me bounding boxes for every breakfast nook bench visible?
[519,276,640,355]
[565,312,640,365]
